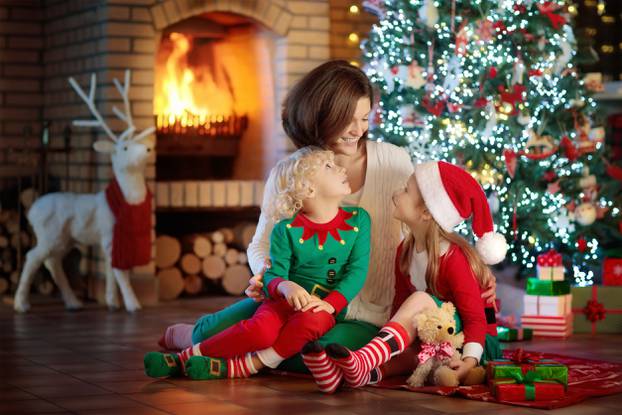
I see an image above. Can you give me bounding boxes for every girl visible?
[302,161,506,393]
[144,147,371,379]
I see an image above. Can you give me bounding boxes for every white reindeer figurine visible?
[14,70,155,313]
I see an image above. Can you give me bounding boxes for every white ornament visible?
[487,192,500,214]
[482,102,497,142]
[575,202,597,226]
[442,56,462,92]
[511,59,526,85]
[419,0,438,29]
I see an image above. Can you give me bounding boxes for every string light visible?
[349,4,360,15]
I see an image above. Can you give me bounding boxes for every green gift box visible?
[487,351,568,388]
[526,278,570,296]
[497,326,533,342]
[571,285,622,334]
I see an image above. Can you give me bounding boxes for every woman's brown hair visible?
[399,222,493,297]
[282,60,375,149]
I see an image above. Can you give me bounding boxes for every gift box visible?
[523,294,571,316]
[603,258,622,286]
[571,285,622,334]
[536,249,565,281]
[521,314,573,338]
[493,375,566,401]
[526,278,570,296]
[497,326,533,341]
[487,349,568,388]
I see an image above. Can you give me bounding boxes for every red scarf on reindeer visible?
[105,178,152,270]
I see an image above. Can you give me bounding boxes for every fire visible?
[154,32,236,128]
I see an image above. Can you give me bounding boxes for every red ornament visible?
[606,164,622,182]
[560,136,578,161]
[577,237,587,253]
[513,4,527,13]
[474,97,488,108]
[493,21,508,34]
[503,149,518,178]
[543,170,557,182]
[528,69,543,77]
[489,67,497,78]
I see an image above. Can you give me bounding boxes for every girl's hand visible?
[301,297,335,314]
[244,259,271,302]
[481,275,498,311]
[449,357,478,381]
[278,281,311,310]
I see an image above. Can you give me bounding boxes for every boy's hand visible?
[244,259,271,302]
[278,281,311,310]
[301,297,335,314]
[449,357,478,381]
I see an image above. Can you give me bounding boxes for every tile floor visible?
[1,295,621,415]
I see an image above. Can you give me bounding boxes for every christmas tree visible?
[361,0,622,284]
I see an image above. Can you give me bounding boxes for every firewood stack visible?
[0,189,54,297]
[155,222,256,300]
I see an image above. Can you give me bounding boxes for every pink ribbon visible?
[418,341,454,364]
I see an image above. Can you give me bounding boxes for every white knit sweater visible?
[247,140,414,327]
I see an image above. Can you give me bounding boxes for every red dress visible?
[392,241,497,361]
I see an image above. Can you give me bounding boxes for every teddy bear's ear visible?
[440,302,456,316]
[413,312,428,329]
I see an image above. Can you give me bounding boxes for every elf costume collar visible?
[288,207,356,249]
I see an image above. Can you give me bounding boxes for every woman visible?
[160,60,497,373]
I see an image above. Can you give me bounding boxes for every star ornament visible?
[290,208,355,248]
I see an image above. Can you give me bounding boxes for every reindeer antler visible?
[69,73,118,142]
[69,70,155,142]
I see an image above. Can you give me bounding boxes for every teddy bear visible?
[406,301,486,388]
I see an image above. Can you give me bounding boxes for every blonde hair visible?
[264,146,336,221]
[398,217,493,296]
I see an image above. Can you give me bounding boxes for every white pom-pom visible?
[476,232,507,265]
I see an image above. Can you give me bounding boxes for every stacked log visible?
[155,223,256,300]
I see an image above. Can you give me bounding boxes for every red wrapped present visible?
[493,371,566,401]
[536,249,564,281]
[603,258,622,286]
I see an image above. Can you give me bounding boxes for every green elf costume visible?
[145,206,370,379]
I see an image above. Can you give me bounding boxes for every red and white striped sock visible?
[177,343,203,371]
[302,342,342,394]
[226,353,258,378]
[326,321,410,388]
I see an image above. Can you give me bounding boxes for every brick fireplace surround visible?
[0,0,376,305]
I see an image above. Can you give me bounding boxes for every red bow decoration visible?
[560,136,578,161]
[537,2,567,29]
[422,96,445,117]
[498,84,526,115]
[510,348,544,364]
[584,299,606,323]
[418,341,455,364]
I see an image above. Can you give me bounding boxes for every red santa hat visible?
[414,161,507,265]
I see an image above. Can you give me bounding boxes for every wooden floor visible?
[2,295,622,415]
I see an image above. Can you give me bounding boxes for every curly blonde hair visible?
[264,146,336,221]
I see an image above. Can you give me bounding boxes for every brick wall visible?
[0,0,43,165]
[329,0,377,64]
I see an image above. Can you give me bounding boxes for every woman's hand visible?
[244,259,271,302]
[449,357,478,381]
[481,275,498,311]
[278,281,311,310]
[301,297,335,314]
